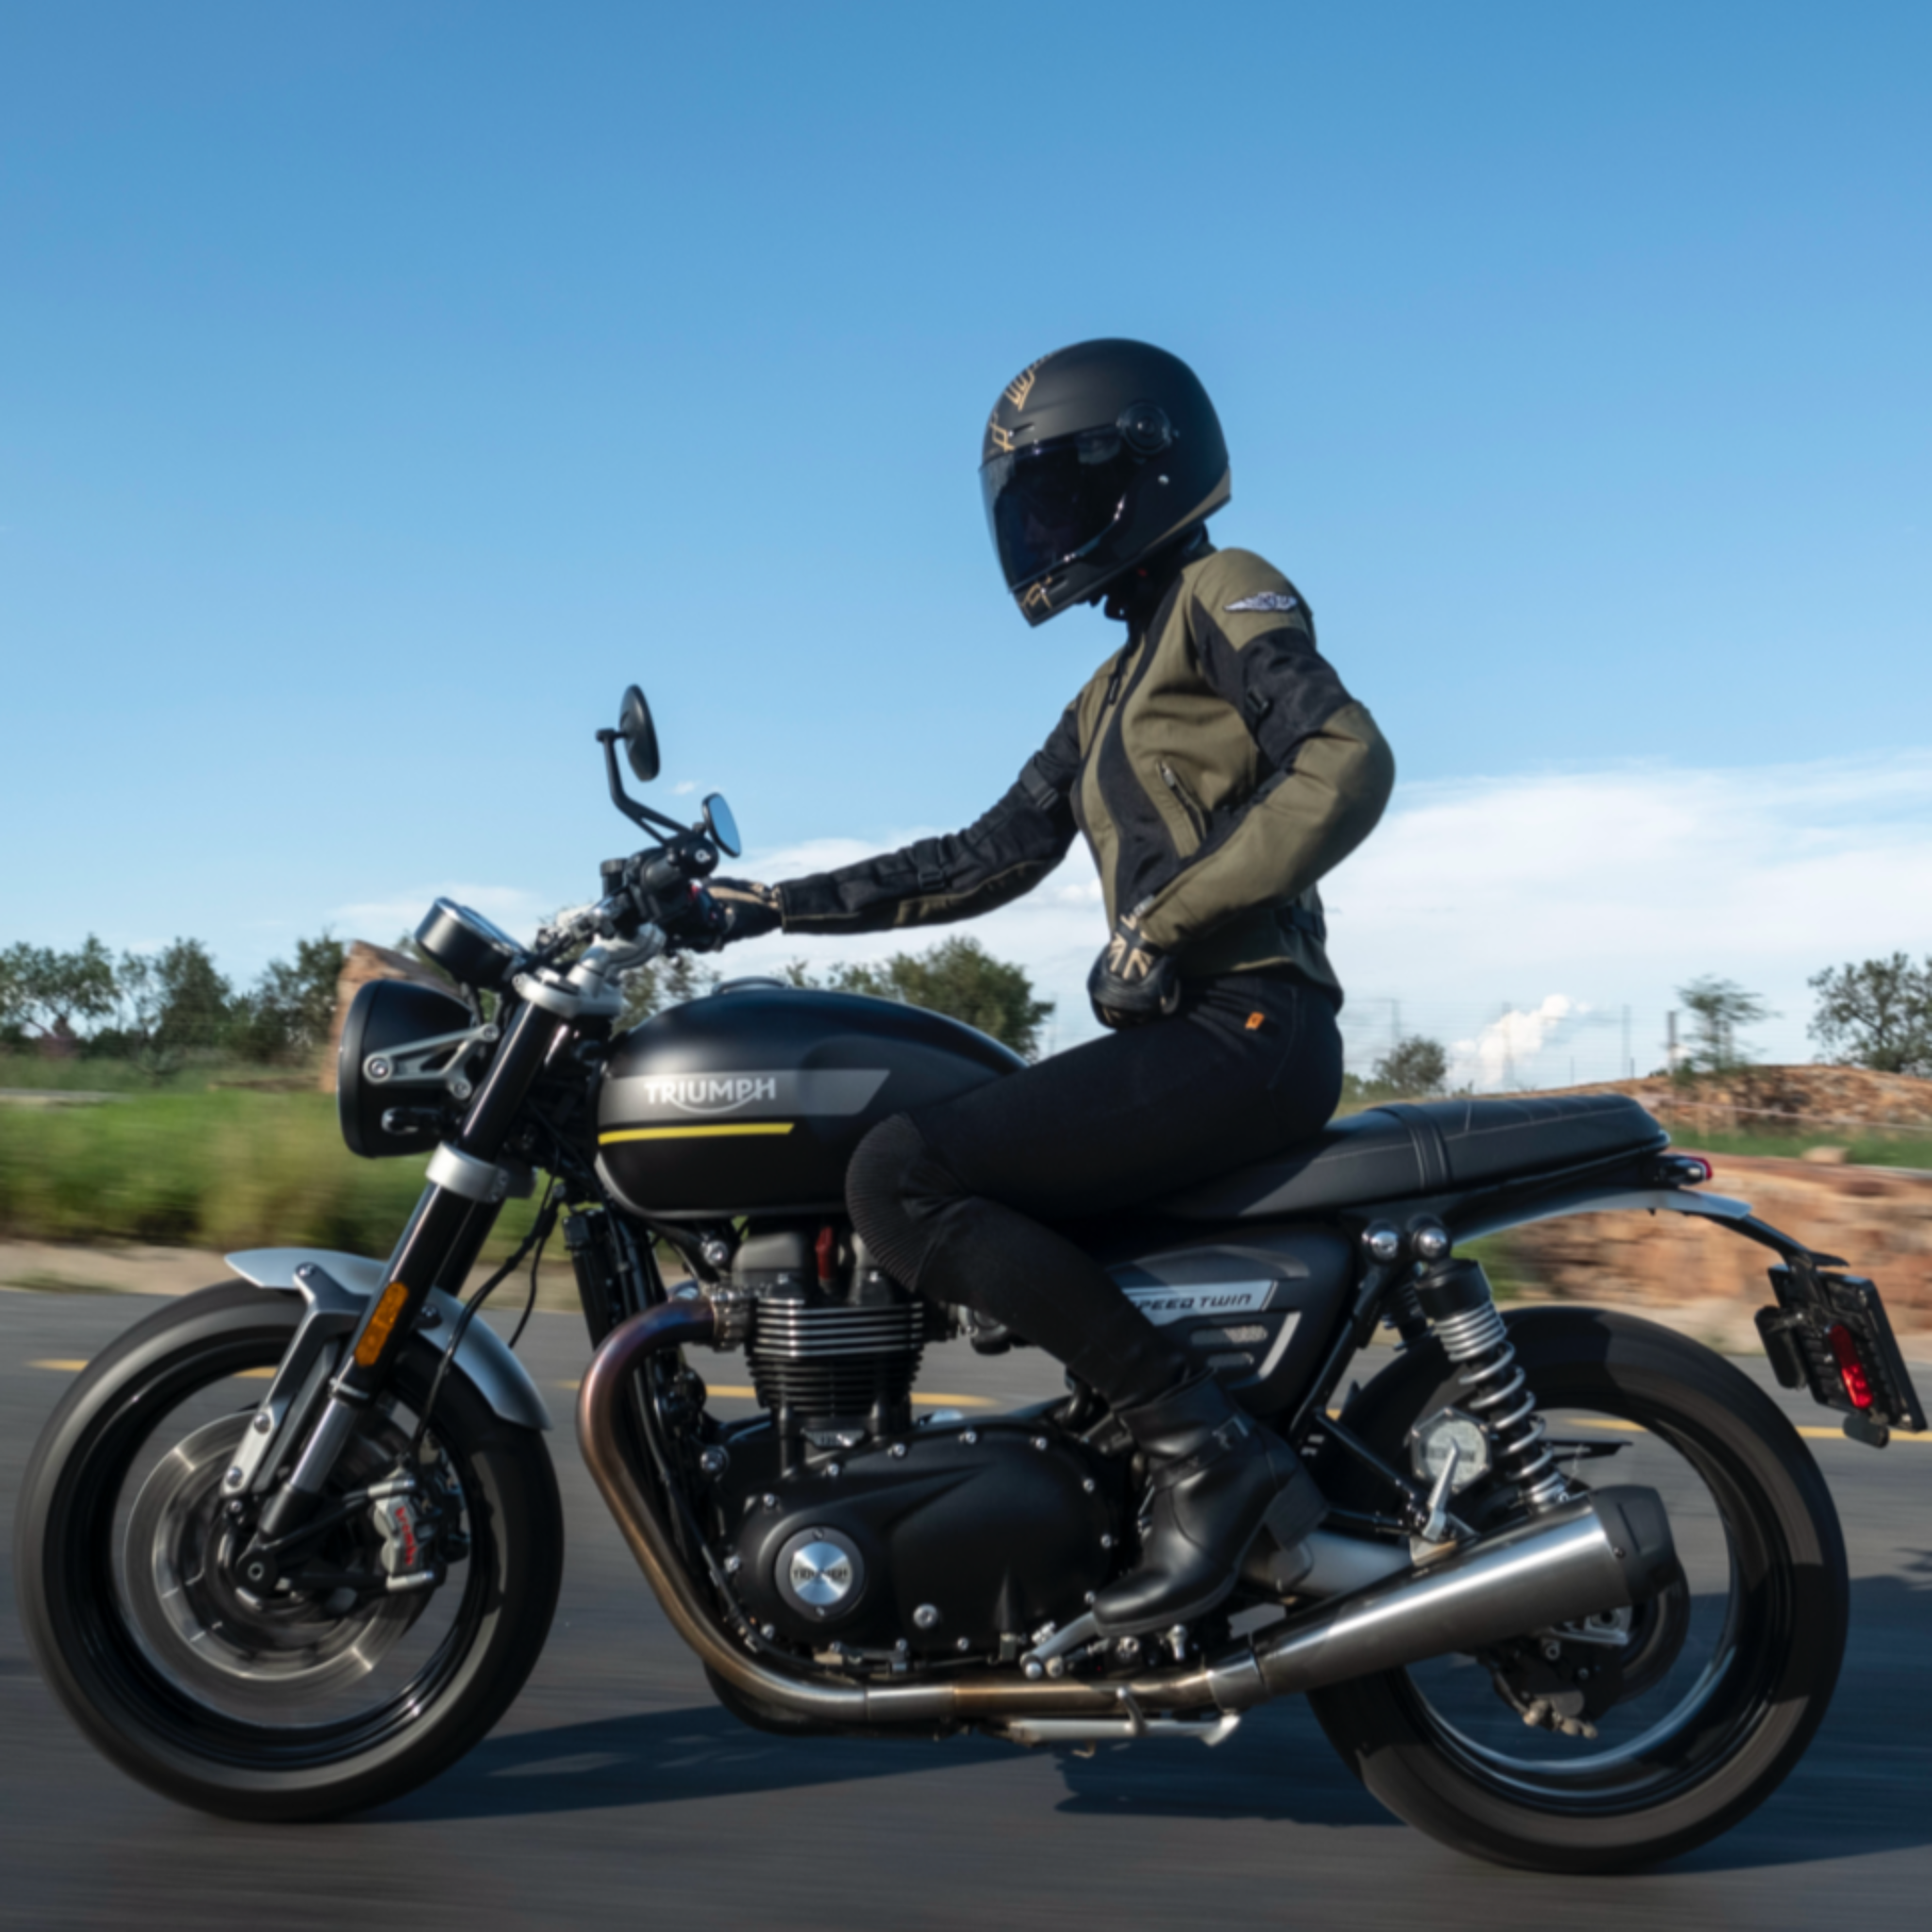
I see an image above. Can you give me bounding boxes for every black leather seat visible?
[1161,1092,1666,1221]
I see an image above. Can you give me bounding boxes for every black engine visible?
[700,1221,1127,1657]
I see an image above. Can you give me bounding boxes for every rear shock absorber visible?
[1415,1258,1569,1513]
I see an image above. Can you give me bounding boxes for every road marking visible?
[27,1361,276,1378]
[553,1378,994,1407]
[1555,1414,1927,1444]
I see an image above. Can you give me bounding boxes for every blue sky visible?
[4,2,1928,1078]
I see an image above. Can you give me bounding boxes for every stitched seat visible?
[1160,1093,1667,1221]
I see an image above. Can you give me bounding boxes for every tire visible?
[1306,1306,1848,1873]
[14,1282,563,1822]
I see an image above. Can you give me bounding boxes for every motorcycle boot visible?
[1093,1371,1325,1636]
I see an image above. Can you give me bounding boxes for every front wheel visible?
[14,1283,563,1821]
[1307,1307,1848,1873]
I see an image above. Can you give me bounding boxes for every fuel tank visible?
[595,981,1024,1220]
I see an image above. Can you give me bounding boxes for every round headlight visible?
[338,978,477,1158]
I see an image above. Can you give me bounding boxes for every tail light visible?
[1826,1324,1874,1410]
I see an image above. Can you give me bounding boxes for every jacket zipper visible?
[1158,761,1208,842]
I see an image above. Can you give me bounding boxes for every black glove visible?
[1088,910,1181,1029]
[708,877,783,943]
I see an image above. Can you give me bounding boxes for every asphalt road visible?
[3,1285,1928,1932]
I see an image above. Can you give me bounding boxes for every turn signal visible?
[1826,1323,1874,1409]
[355,1281,413,1368]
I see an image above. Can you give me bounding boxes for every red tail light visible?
[1826,1324,1874,1409]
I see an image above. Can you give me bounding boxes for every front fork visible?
[254,997,568,1542]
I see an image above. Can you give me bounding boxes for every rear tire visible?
[1307,1307,1847,1873]
[14,1283,563,1821]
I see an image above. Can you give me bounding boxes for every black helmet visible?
[979,339,1230,626]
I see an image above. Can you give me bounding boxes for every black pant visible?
[845,973,1344,1411]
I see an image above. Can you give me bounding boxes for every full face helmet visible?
[980,339,1231,626]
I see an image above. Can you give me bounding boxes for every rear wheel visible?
[1307,1307,1847,1872]
[14,1283,563,1821]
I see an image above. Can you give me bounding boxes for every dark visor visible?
[981,430,1136,591]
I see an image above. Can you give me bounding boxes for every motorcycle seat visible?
[1160,1092,1667,1221]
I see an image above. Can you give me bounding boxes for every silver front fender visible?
[225,1247,553,1433]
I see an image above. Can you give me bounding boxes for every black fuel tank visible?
[595,982,1024,1220]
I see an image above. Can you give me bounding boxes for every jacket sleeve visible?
[776,708,1082,934]
[1131,561,1395,953]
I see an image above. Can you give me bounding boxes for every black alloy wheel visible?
[14,1283,563,1822]
[1306,1306,1848,1873]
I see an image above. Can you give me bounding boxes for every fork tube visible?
[258,999,565,1538]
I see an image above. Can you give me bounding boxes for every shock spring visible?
[1431,1300,1570,1512]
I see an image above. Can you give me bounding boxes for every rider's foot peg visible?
[1092,1371,1326,1638]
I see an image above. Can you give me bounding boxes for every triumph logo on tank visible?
[640,1075,779,1114]
[604,1068,891,1120]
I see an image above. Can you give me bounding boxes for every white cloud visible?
[330,753,1932,1083]
[333,882,556,946]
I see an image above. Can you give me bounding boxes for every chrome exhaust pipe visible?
[577,1302,1677,1734]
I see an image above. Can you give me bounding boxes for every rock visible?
[1510,1151,1932,1330]
[1803,1145,1851,1164]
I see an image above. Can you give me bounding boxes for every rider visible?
[709,340,1395,1636]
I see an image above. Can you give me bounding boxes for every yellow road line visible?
[1554,1414,1926,1444]
[553,1378,994,1407]
[29,1358,90,1372]
[599,1124,795,1143]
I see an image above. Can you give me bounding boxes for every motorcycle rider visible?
[709,340,1395,1636]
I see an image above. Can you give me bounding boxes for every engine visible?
[698,1219,1129,1659]
[730,1224,927,1446]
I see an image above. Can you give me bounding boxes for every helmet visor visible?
[981,430,1137,592]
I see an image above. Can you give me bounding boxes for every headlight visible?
[337,979,479,1158]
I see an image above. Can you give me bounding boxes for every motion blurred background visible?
[4,0,1928,1079]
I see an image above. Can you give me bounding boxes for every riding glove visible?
[708,878,782,943]
[1088,911,1181,1028]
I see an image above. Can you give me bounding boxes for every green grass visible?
[1662,1125,1932,1169]
[0,1089,548,1257]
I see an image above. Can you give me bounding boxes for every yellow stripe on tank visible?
[599,1123,797,1143]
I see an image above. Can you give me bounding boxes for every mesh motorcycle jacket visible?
[774,546,1395,996]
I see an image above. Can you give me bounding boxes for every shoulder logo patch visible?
[1224,591,1300,614]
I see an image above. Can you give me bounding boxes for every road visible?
[2,1284,1927,1931]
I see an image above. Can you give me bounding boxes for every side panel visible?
[225,1247,553,1432]
[1108,1227,1353,1416]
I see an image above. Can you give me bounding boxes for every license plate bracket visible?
[1757,1262,1925,1436]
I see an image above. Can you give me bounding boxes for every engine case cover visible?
[595,984,1022,1220]
[722,1423,1124,1655]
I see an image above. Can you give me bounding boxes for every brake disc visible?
[121,1413,433,1712]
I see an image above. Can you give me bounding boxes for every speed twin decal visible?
[600,1068,889,1121]
[1121,1280,1276,1324]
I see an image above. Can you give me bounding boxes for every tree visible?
[1372,1036,1448,1095]
[826,937,1055,1060]
[1807,954,1932,1076]
[1676,975,1772,1075]
[614,937,1055,1061]
[0,937,118,1042]
[237,933,348,1061]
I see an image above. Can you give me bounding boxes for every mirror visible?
[702,792,742,858]
[618,686,660,784]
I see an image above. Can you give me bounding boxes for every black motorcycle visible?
[16,689,1925,1871]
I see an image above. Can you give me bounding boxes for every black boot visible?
[1092,1373,1325,1637]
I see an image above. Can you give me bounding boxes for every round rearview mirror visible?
[703,792,742,858]
[618,686,660,784]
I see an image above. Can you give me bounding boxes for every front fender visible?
[225,1247,552,1433]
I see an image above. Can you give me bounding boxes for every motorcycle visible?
[16,687,1925,1872]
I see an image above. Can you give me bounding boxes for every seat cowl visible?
[1161,1092,1667,1222]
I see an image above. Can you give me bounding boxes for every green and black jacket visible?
[776,547,1395,998]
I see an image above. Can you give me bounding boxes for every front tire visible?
[1307,1307,1848,1873]
[14,1283,563,1821]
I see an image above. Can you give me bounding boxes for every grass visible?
[1665,1125,1932,1170]
[0,1089,548,1258]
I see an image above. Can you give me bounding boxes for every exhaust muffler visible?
[577,1301,1678,1739]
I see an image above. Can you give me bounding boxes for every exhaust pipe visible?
[577,1302,1678,1735]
